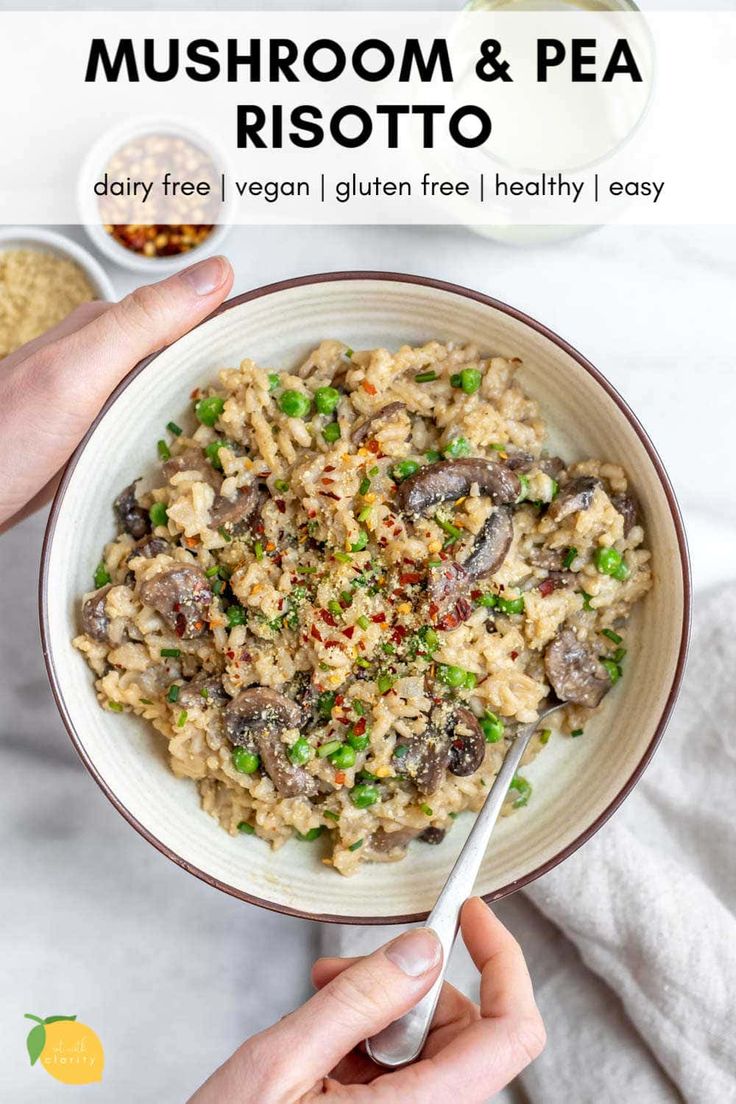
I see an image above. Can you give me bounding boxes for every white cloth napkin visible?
[321,585,736,1103]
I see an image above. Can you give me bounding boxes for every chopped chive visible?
[377,673,395,694]
[274,479,289,493]
[217,526,232,543]
[268,373,280,392]
[297,565,317,574]
[254,541,264,561]
[226,605,247,628]
[295,826,324,842]
[394,744,409,759]
[324,809,340,822]
[167,684,180,703]
[205,565,220,578]
[368,465,380,477]
[357,506,372,522]
[355,657,371,669]
[157,439,171,460]
[579,590,594,611]
[348,837,364,851]
[212,579,224,596]
[490,442,506,452]
[509,774,532,808]
[424,450,441,462]
[139,697,153,705]
[237,821,255,834]
[334,551,351,564]
[613,646,627,663]
[359,476,371,495]
[420,803,433,816]
[357,615,370,630]
[317,691,335,718]
[345,347,354,359]
[539,728,552,745]
[571,728,584,738]
[435,514,462,547]
[93,561,111,589]
[415,370,437,383]
[449,811,458,819]
[160,647,181,658]
[327,599,343,618]
[149,502,168,527]
[602,628,623,644]
[177,710,188,728]
[353,700,366,716]
[107,700,123,713]
[563,546,578,570]
[317,740,343,758]
[166,420,182,437]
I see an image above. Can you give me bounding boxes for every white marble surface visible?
[1,223,735,1099]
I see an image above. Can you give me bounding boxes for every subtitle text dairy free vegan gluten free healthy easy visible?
[74,338,650,876]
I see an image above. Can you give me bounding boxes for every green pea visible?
[444,436,471,459]
[329,744,357,769]
[497,595,525,616]
[322,422,341,443]
[480,712,505,743]
[279,389,312,418]
[195,395,225,427]
[476,593,497,609]
[350,530,368,553]
[232,748,260,774]
[296,826,324,841]
[392,460,420,482]
[594,546,623,576]
[286,737,311,767]
[613,562,631,581]
[314,386,340,415]
[93,561,111,589]
[149,502,168,528]
[268,373,281,392]
[437,664,468,689]
[226,604,246,628]
[451,368,482,394]
[204,439,229,470]
[350,783,379,809]
[462,671,477,690]
[424,450,442,462]
[346,729,370,751]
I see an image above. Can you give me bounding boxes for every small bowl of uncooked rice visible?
[42,275,689,921]
[0,228,114,358]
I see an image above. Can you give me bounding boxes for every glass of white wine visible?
[462,0,651,244]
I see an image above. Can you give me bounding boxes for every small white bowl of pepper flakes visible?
[79,118,231,274]
[0,228,115,360]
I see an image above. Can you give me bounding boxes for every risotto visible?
[74,339,651,875]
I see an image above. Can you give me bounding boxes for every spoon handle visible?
[365,722,537,1069]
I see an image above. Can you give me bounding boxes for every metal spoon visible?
[365,696,565,1069]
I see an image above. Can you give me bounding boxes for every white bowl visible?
[78,116,231,275]
[40,273,690,924]
[0,227,115,302]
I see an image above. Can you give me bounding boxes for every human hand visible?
[0,254,233,531]
[189,897,545,1104]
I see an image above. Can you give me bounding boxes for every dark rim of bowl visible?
[40,270,692,925]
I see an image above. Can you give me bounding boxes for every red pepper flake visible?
[370,612,386,623]
[320,491,340,501]
[334,770,346,785]
[320,610,338,627]
[470,589,482,601]
[226,649,235,660]
[335,694,345,705]
[307,509,317,519]
[310,626,323,642]
[257,470,271,479]
[342,625,355,639]
[352,717,367,737]
[275,499,286,514]
[324,465,336,473]
[429,601,439,618]
[392,625,407,643]
[361,381,377,395]
[321,477,335,486]
[510,650,519,660]
[325,639,342,649]
[174,613,186,637]
[399,572,422,585]
[437,597,473,632]
[366,438,380,453]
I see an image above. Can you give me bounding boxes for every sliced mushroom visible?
[544,628,611,709]
[528,545,565,572]
[506,452,565,478]
[223,687,303,743]
[447,707,486,777]
[419,827,446,845]
[611,493,639,537]
[546,476,600,523]
[393,717,451,796]
[368,826,418,855]
[463,506,514,580]
[396,458,520,517]
[114,481,150,540]
[139,565,212,639]
[178,675,229,710]
[162,448,222,491]
[351,401,407,445]
[256,731,318,798]
[209,484,264,536]
[129,536,170,561]
[81,585,111,642]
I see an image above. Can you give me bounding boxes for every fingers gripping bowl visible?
[41,274,690,921]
